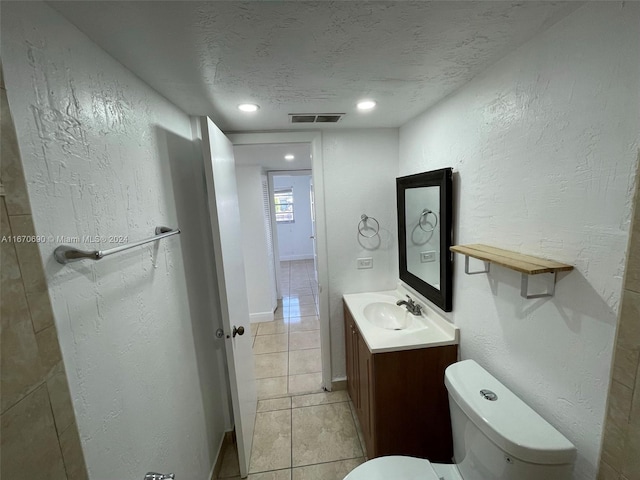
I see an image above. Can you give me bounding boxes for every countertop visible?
[343,286,459,353]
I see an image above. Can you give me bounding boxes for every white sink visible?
[363,302,414,330]
[343,287,460,353]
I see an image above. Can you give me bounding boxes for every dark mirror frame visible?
[397,167,453,312]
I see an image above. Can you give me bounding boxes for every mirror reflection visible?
[406,186,441,289]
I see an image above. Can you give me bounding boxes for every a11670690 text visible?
[1,235,129,244]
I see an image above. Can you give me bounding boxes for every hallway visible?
[217,260,366,479]
[252,260,323,398]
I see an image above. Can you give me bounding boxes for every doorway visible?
[271,171,316,301]
[229,132,331,392]
[258,170,322,395]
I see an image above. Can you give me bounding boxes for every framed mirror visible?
[397,168,453,312]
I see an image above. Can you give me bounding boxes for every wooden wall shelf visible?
[450,244,573,298]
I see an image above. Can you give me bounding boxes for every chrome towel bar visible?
[54,226,180,264]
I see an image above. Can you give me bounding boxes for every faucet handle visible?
[405,295,415,305]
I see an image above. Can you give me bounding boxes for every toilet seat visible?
[344,456,440,480]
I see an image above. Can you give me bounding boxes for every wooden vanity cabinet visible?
[344,303,457,463]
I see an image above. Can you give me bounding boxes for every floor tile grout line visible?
[254,350,288,356]
[259,388,349,404]
[247,454,365,476]
[290,391,294,471]
[259,396,345,413]
[291,400,351,412]
[348,400,368,459]
[291,455,365,470]
[287,301,291,397]
[290,455,364,470]
[255,332,290,338]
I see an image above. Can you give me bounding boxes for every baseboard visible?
[210,431,234,480]
[250,311,274,323]
[332,378,347,391]
[280,254,314,261]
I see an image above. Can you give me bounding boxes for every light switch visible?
[420,251,436,263]
[357,257,373,269]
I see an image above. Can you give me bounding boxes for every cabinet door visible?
[344,306,359,407]
[357,332,373,449]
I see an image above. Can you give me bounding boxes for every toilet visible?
[344,359,576,480]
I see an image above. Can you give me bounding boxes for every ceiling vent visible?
[289,113,344,124]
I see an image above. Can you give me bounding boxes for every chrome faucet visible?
[145,473,175,480]
[396,295,422,316]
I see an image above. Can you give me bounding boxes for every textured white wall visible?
[1,3,231,479]
[236,165,277,320]
[274,174,314,261]
[323,130,399,379]
[399,3,639,479]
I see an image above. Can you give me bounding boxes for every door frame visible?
[227,132,332,391]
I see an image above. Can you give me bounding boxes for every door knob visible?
[232,325,245,337]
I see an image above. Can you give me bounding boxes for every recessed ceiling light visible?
[357,100,377,111]
[238,103,260,112]
[284,154,295,161]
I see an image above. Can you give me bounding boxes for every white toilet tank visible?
[444,360,576,480]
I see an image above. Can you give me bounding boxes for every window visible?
[274,188,294,223]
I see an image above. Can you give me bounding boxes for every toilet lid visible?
[344,456,440,480]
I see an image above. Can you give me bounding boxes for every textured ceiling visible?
[49,1,581,131]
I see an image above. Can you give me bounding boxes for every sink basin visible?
[343,289,460,353]
[363,302,414,330]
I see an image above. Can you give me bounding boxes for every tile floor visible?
[217,261,366,480]
[218,391,366,480]
[252,260,323,399]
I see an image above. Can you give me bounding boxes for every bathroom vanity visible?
[343,290,459,463]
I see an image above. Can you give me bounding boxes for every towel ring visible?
[419,209,438,233]
[358,214,380,238]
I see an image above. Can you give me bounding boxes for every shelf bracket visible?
[464,255,490,275]
[520,271,557,299]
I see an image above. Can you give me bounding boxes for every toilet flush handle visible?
[480,389,498,401]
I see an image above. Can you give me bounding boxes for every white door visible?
[201,117,257,478]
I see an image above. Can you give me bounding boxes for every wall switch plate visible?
[357,257,373,269]
[420,251,436,263]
